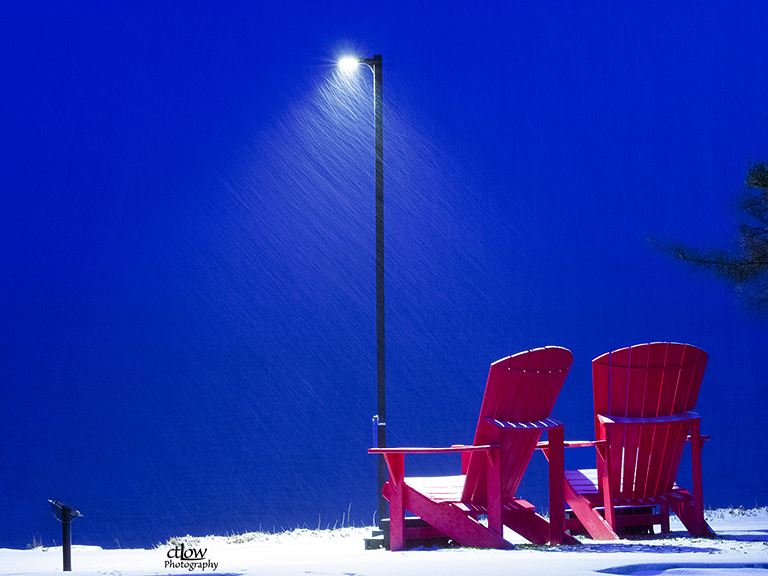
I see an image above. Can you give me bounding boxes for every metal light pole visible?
[362,54,386,537]
[338,53,387,546]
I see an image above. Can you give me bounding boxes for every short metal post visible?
[49,500,80,571]
[61,506,72,572]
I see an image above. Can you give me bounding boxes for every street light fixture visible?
[338,57,361,73]
[339,54,386,543]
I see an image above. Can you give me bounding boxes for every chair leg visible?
[383,453,406,551]
[503,501,554,545]
[486,450,503,537]
[690,421,706,531]
[660,502,670,533]
[405,487,514,549]
[600,430,621,533]
[547,426,566,544]
[564,482,619,540]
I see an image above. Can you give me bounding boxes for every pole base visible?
[364,533,386,550]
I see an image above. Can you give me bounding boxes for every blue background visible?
[2,0,767,549]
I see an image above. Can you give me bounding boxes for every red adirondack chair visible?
[563,342,715,539]
[369,346,579,550]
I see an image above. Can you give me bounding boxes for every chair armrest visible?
[368,444,498,455]
[369,445,500,481]
[484,416,563,429]
[598,410,700,426]
[537,439,606,449]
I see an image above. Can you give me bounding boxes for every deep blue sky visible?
[2,1,768,549]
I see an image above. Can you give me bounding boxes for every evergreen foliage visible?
[653,161,768,315]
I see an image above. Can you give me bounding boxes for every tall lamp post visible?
[339,54,386,541]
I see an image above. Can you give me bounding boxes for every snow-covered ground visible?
[3,508,768,576]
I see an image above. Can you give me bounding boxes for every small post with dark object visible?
[365,415,386,549]
[49,500,82,571]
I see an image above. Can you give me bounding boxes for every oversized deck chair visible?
[369,346,579,550]
[563,342,715,539]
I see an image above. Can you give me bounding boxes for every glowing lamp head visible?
[338,57,361,73]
